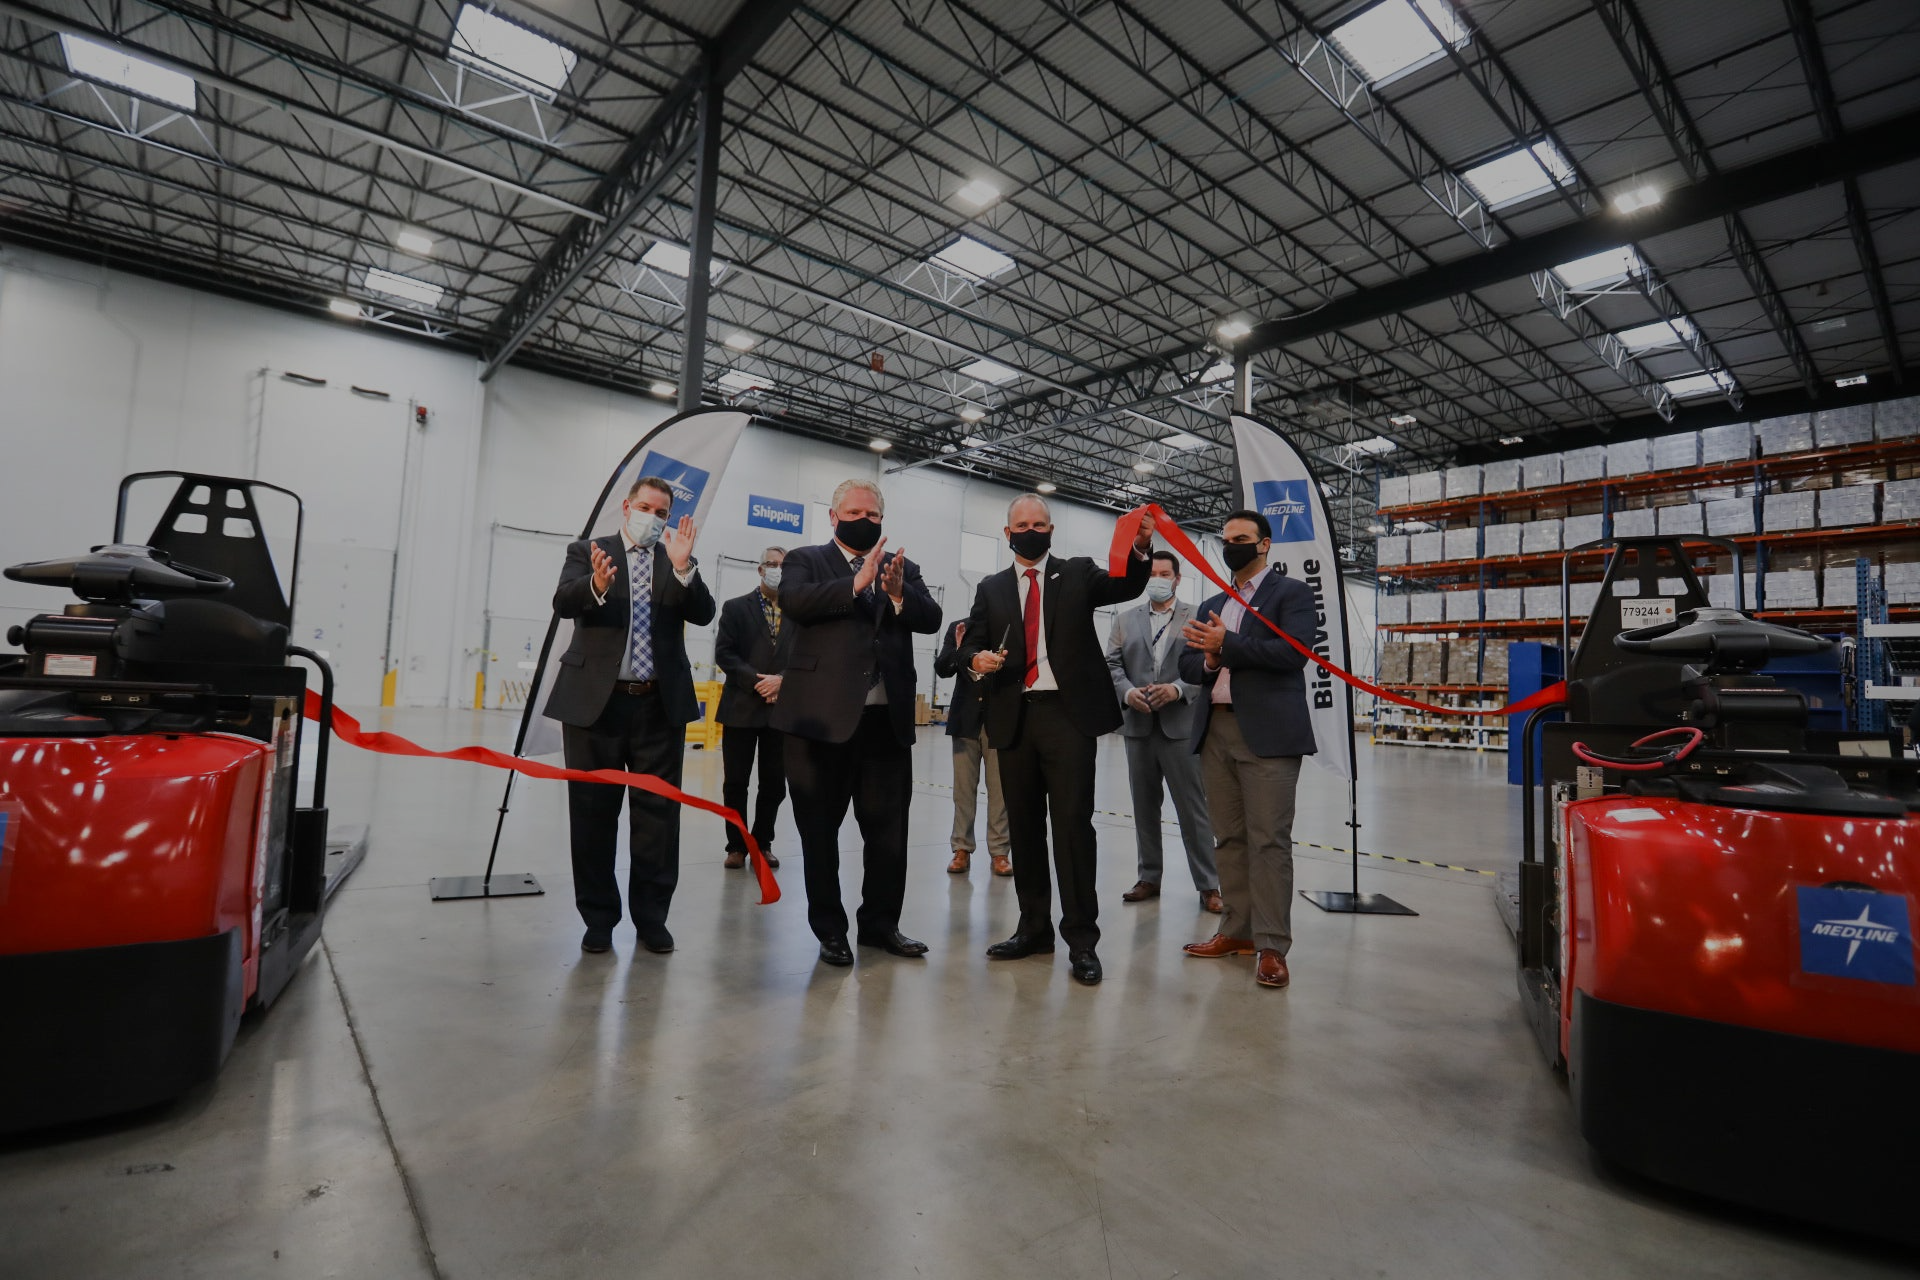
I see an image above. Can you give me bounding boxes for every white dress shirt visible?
[589,527,695,607]
[1209,565,1271,706]
[1014,554,1060,692]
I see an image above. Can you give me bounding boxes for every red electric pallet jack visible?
[0,472,365,1135]
[1515,536,1918,1244]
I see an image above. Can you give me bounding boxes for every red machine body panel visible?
[0,734,268,992]
[1562,794,1920,1062]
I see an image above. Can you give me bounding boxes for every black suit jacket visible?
[542,535,716,728]
[714,589,795,728]
[957,551,1150,748]
[934,618,984,739]
[1179,569,1319,759]
[768,542,942,746]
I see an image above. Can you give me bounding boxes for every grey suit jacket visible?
[1106,599,1201,740]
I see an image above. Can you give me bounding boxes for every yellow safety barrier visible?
[686,680,724,750]
[382,669,398,707]
[473,671,485,710]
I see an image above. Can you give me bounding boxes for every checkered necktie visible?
[850,555,879,687]
[626,543,655,680]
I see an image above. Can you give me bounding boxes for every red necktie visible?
[1022,567,1040,689]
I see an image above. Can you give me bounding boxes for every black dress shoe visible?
[639,927,674,954]
[985,933,1056,960]
[818,936,854,967]
[858,929,928,957]
[1069,950,1102,985]
[581,929,612,954]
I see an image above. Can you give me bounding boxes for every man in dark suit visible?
[934,618,1009,877]
[770,479,942,967]
[957,493,1154,985]
[545,475,715,956]
[1178,508,1317,990]
[714,545,793,872]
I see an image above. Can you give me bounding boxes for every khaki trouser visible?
[951,728,1009,856]
[1200,709,1302,955]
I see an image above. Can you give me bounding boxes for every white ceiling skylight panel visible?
[1663,370,1736,400]
[364,267,445,309]
[957,358,1021,385]
[1330,0,1469,85]
[718,369,773,394]
[1552,245,1643,290]
[930,236,1017,280]
[60,35,196,110]
[1461,141,1575,210]
[640,241,728,280]
[1615,317,1698,352]
[449,5,577,99]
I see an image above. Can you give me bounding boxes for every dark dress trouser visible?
[562,689,683,933]
[784,706,911,942]
[721,724,786,851]
[997,694,1100,952]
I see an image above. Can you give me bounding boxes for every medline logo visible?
[637,451,710,512]
[1797,887,1915,986]
[1251,479,1315,544]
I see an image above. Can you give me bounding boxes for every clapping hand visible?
[661,514,699,572]
[880,548,907,602]
[1183,611,1227,655]
[589,542,617,595]
[852,537,888,594]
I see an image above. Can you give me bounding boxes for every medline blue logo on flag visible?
[747,495,804,533]
[1252,479,1315,544]
[637,451,710,512]
[1797,886,1914,985]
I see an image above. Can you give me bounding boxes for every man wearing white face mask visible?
[545,475,713,956]
[714,547,793,871]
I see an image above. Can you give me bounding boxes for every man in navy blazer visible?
[770,479,942,966]
[545,475,714,956]
[1178,508,1316,990]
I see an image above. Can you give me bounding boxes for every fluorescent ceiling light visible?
[639,241,727,280]
[1552,245,1641,290]
[449,4,576,98]
[1461,141,1574,208]
[1133,460,1156,473]
[1612,184,1661,214]
[1662,371,1735,399]
[1215,318,1252,341]
[1812,316,1848,333]
[327,299,361,318]
[394,229,435,255]
[1036,482,1057,493]
[957,358,1020,384]
[1162,432,1208,450]
[869,438,892,452]
[1387,413,1417,427]
[1835,373,1868,388]
[649,381,674,396]
[1199,361,1234,384]
[1329,0,1467,84]
[960,435,987,447]
[1499,435,1525,445]
[723,332,755,351]
[1351,435,1398,454]
[1123,482,1150,496]
[954,179,1001,209]
[60,34,196,110]
[718,369,771,393]
[958,406,987,422]
[1614,317,1697,352]
[930,236,1016,280]
[364,267,443,309]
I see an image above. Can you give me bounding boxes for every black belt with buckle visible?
[614,679,659,696]
[1022,689,1060,701]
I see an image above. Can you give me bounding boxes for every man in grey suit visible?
[1105,551,1219,913]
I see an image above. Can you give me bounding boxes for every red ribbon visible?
[302,690,780,903]
[1110,504,1568,720]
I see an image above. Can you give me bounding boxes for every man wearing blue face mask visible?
[545,475,714,956]
[714,546,792,871]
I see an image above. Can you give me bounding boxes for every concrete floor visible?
[2,711,1911,1279]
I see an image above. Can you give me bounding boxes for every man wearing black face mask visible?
[771,479,942,967]
[957,493,1154,985]
[1178,509,1317,991]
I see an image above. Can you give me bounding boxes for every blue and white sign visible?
[747,495,805,534]
[1252,478,1316,544]
[1797,886,1915,986]
[636,451,712,513]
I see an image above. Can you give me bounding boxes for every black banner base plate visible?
[430,873,544,901]
[1301,889,1417,916]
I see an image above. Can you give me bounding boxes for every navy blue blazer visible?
[1179,568,1319,759]
[543,535,715,728]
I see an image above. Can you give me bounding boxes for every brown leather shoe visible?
[1200,890,1223,914]
[1183,933,1255,958]
[723,851,746,870]
[947,849,970,874]
[1121,880,1160,903]
[990,853,1013,877]
[1255,950,1290,988]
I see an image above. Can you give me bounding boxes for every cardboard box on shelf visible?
[1563,446,1607,483]
[1522,517,1563,554]
[1524,584,1563,619]
[1818,483,1879,528]
[1822,566,1873,609]
[1766,569,1819,609]
[1483,587,1522,621]
[1757,414,1813,456]
[1707,573,1759,611]
[915,695,932,727]
[1444,589,1480,623]
[1700,422,1754,464]
[1410,592,1446,623]
[1408,471,1444,504]
[1563,513,1604,547]
[1815,404,1874,449]
[1652,430,1701,470]
[1444,638,1481,685]
[1482,459,1522,493]
[1876,396,1920,440]
[1378,474,1411,508]
[1379,641,1413,684]
[1407,642,1446,685]
[1443,526,1480,561]
[1763,490,1816,532]
[1885,561,1920,602]
[1481,642,1510,684]
[1612,507,1656,537]
[1523,452,1564,489]
[1883,477,1920,521]
[1483,521,1523,557]
[1704,497,1757,536]
[1377,534,1410,566]
[1657,503,1705,535]
[1606,438,1652,477]
[1377,593,1410,625]
[1569,581,1602,616]
[1445,465,1483,498]
[1410,530,1445,563]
